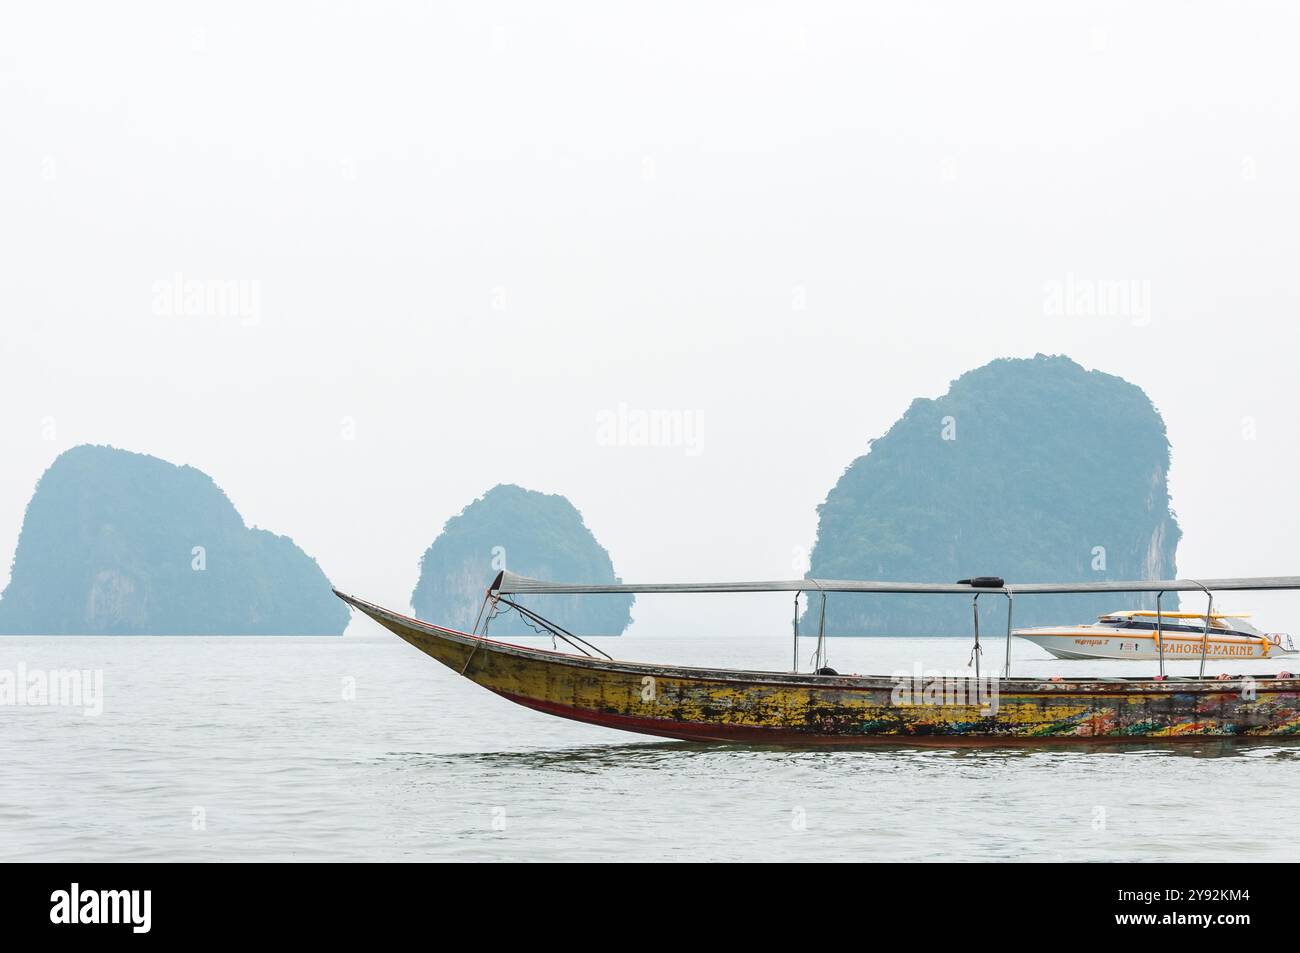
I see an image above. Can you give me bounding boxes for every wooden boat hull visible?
[339,593,1300,745]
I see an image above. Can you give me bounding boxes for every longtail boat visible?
[334,573,1300,745]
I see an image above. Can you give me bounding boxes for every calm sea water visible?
[2,632,1297,862]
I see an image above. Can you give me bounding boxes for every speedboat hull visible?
[1015,627,1297,662]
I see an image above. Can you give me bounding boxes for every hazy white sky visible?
[2,2,1298,636]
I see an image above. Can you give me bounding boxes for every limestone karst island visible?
[802,354,1181,636]
[0,445,347,635]
[411,483,634,637]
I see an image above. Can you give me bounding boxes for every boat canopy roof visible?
[490,571,1300,597]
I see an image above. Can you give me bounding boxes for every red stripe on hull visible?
[492,691,1234,747]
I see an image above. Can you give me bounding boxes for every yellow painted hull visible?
[339,593,1300,744]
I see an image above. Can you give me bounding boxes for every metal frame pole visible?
[1198,585,1214,679]
[471,596,486,636]
[1156,590,1166,678]
[792,591,801,673]
[971,594,982,681]
[1002,591,1014,678]
[815,591,828,672]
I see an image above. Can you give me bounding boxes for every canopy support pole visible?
[1002,590,1014,678]
[1156,591,1166,678]
[462,593,498,675]
[471,591,494,637]
[815,591,828,672]
[805,578,828,673]
[970,594,982,681]
[1195,582,1214,679]
[792,591,801,674]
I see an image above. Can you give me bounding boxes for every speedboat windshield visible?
[1098,612,1263,637]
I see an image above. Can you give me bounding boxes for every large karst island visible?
[803,354,1182,636]
[0,445,348,635]
[412,484,634,636]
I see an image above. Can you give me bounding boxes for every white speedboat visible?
[1013,611,1297,661]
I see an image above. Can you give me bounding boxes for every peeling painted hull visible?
[339,593,1300,745]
